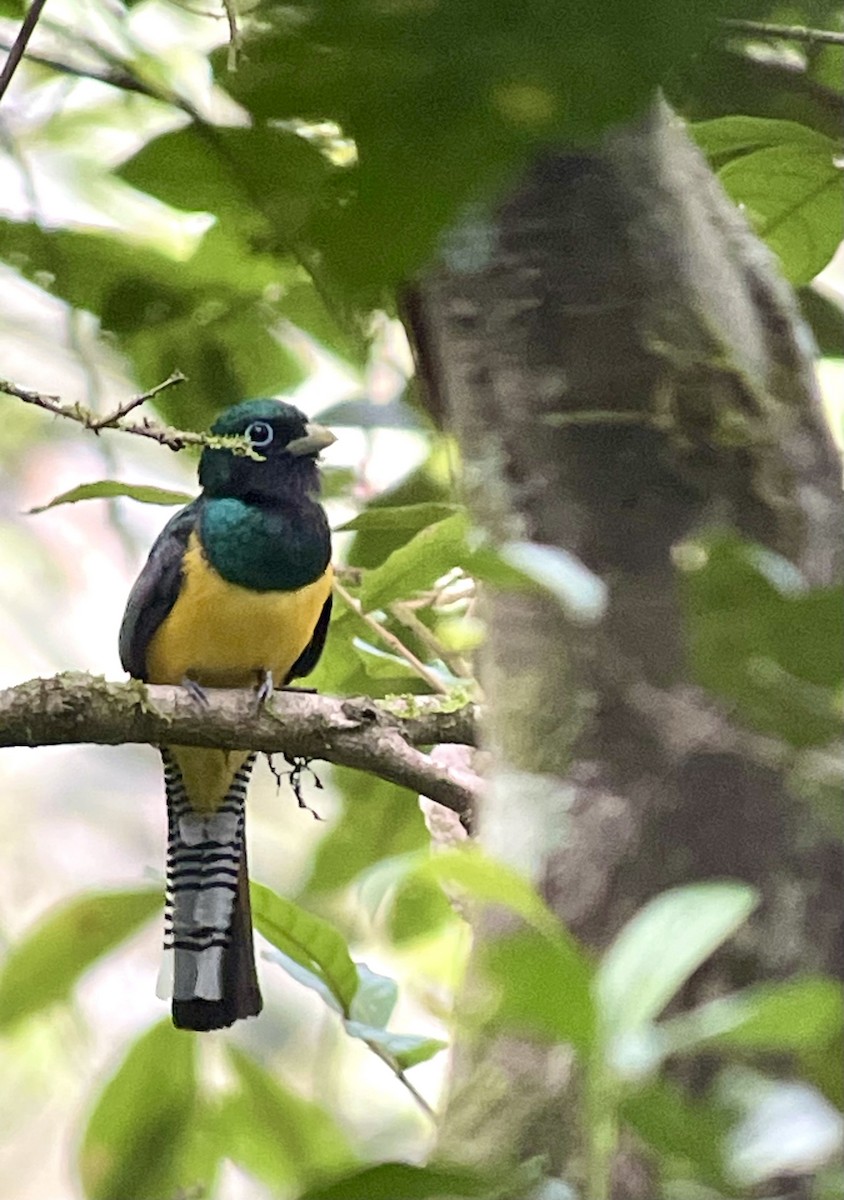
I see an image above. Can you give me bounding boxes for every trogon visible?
[119,399,335,1031]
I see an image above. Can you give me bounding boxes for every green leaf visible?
[352,638,428,682]
[679,533,844,746]
[297,1162,511,1200]
[304,771,429,896]
[388,872,456,944]
[28,480,193,514]
[692,115,833,160]
[413,848,562,939]
[718,140,842,284]
[0,219,306,427]
[214,0,749,299]
[0,888,161,1029]
[343,1022,447,1070]
[596,882,758,1037]
[219,1047,357,1191]
[348,962,398,1028]
[493,540,607,623]
[340,499,462,580]
[656,976,843,1056]
[338,502,460,534]
[251,883,359,1016]
[622,1078,731,1188]
[477,928,595,1050]
[360,511,469,611]
[79,1020,211,1200]
[120,123,331,243]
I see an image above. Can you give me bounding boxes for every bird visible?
[119,398,335,1031]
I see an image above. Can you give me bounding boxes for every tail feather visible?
[160,749,263,1030]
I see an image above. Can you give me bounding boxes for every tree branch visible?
[0,675,480,818]
[1,377,259,457]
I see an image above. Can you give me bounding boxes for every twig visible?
[0,0,51,103]
[0,37,160,97]
[364,1039,437,1120]
[87,371,187,431]
[1,378,258,456]
[333,579,452,697]
[390,600,471,680]
[720,19,844,48]
[0,675,481,817]
[221,0,240,71]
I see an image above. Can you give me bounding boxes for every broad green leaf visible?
[656,976,843,1056]
[718,140,842,284]
[251,883,359,1015]
[361,511,469,611]
[337,502,460,534]
[622,1078,731,1188]
[79,1020,211,1200]
[219,1047,357,1191]
[412,848,562,939]
[352,638,428,682]
[0,888,161,1029]
[596,882,758,1037]
[28,481,193,514]
[303,771,429,896]
[297,1162,511,1200]
[343,1022,447,1070]
[692,116,833,160]
[348,963,398,1028]
[308,604,434,698]
[0,219,306,427]
[214,0,751,299]
[355,851,456,944]
[360,513,468,614]
[120,123,331,245]
[680,533,844,746]
[799,287,844,360]
[477,928,595,1050]
[388,872,456,944]
[494,540,607,623]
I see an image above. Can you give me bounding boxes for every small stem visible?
[333,579,451,696]
[720,19,844,47]
[221,0,240,70]
[0,0,51,103]
[88,371,187,430]
[364,1039,437,1121]
[390,600,470,679]
[585,1043,618,1200]
[1,378,258,455]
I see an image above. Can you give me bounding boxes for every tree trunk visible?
[404,98,842,1194]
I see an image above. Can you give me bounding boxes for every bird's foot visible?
[254,669,274,713]
[182,677,209,708]
[266,753,324,820]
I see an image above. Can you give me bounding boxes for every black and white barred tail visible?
[159,749,263,1030]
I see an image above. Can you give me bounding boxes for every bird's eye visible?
[245,420,274,448]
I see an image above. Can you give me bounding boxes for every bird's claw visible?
[182,677,210,707]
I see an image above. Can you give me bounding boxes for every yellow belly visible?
[146,533,332,812]
[146,533,333,689]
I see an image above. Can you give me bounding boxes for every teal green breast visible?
[199,497,331,592]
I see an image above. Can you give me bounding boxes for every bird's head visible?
[198,399,336,502]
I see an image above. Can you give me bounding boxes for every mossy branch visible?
[0,675,480,819]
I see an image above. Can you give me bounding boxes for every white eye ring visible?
[245,420,274,448]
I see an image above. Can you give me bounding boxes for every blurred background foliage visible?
[0,0,841,1197]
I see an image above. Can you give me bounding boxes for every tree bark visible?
[405,97,842,1194]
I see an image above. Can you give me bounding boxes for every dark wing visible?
[119,500,200,680]
[285,592,332,684]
